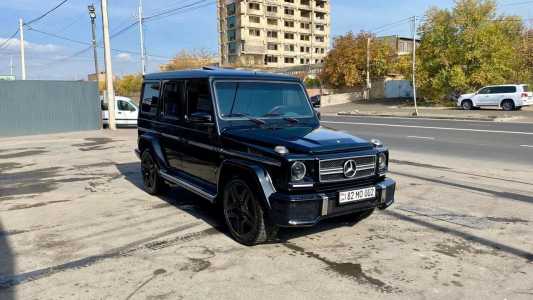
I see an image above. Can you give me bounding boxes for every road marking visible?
[520,145,533,148]
[407,136,435,140]
[322,121,533,135]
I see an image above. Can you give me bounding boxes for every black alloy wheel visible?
[141,150,163,195]
[461,100,473,110]
[223,178,277,245]
[501,100,515,111]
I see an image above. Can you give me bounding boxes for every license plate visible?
[339,187,376,204]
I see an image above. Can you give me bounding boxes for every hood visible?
[460,93,475,99]
[223,125,373,154]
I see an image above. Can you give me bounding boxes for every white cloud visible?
[0,37,61,53]
[116,52,133,62]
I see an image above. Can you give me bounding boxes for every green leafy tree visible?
[416,0,528,102]
[320,31,395,88]
[115,74,142,97]
[160,49,217,71]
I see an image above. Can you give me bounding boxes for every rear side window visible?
[494,86,516,93]
[141,82,160,115]
[162,81,185,119]
[187,79,213,116]
[523,85,529,92]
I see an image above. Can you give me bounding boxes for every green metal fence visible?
[0,81,99,137]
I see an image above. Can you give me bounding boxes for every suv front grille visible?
[319,155,376,183]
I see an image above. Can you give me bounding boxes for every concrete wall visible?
[0,80,99,137]
[321,91,365,107]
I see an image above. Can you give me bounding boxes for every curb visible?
[336,112,496,122]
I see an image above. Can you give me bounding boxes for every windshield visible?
[214,81,315,119]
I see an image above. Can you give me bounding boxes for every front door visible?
[180,79,219,187]
[116,100,137,125]
[475,87,493,106]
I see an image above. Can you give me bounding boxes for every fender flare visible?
[217,159,276,209]
[138,133,169,171]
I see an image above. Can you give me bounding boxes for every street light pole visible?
[100,0,116,130]
[366,36,371,101]
[138,0,146,75]
[88,5,99,88]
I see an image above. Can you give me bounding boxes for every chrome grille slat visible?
[319,155,376,182]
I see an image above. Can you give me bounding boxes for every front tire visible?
[461,100,473,110]
[223,178,278,245]
[501,100,515,111]
[141,150,166,195]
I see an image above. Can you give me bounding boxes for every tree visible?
[114,74,142,97]
[160,49,217,71]
[320,31,395,89]
[416,0,529,102]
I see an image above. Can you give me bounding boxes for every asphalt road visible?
[322,115,533,166]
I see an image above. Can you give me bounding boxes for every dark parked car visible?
[309,94,321,108]
[136,68,395,245]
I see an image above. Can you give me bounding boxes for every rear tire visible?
[501,100,515,111]
[141,150,166,195]
[223,178,278,245]
[461,100,473,110]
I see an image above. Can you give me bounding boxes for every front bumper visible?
[268,178,396,227]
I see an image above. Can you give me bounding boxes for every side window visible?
[117,100,128,111]
[479,87,491,94]
[187,79,213,117]
[141,82,160,115]
[161,81,185,119]
[501,86,516,93]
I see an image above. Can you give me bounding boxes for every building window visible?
[228,42,237,54]
[267,18,278,25]
[284,44,295,52]
[284,20,294,27]
[300,34,310,41]
[267,31,278,38]
[284,32,294,39]
[315,12,325,20]
[301,0,310,5]
[249,3,260,10]
[267,43,278,50]
[267,6,277,13]
[284,0,295,3]
[300,46,310,53]
[315,24,324,31]
[227,3,236,15]
[227,16,236,28]
[265,55,278,63]
[300,10,311,18]
[301,22,310,29]
[249,16,260,23]
[249,29,261,37]
[284,8,294,15]
[284,57,295,64]
[227,30,236,41]
[315,36,325,42]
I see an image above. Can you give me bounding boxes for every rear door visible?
[159,80,186,172]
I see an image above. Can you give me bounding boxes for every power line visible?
[143,0,214,22]
[0,29,19,50]
[24,0,69,26]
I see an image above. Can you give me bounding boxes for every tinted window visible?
[493,86,516,93]
[141,82,160,115]
[187,79,213,116]
[162,81,184,119]
[479,87,491,94]
[215,81,314,118]
[522,85,529,92]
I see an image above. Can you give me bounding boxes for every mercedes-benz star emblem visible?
[343,160,357,178]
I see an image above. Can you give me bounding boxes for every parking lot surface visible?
[1,129,532,299]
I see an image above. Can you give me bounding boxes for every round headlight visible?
[291,161,307,181]
[378,153,387,170]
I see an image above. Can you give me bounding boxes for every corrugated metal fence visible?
[0,81,99,137]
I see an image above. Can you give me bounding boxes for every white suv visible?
[457,84,532,111]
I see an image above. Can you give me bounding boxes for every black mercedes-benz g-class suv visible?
[136,68,395,245]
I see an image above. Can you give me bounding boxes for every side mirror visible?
[190,111,213,123]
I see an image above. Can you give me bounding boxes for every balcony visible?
[243,42,266,54]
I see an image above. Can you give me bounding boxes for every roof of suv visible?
[144,68,300,82]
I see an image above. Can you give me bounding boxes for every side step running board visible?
[159,170,216,202]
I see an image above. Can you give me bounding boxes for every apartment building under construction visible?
[217,0,330,68]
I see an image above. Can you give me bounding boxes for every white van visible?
[101,96,139,127]
[458,84,532,111]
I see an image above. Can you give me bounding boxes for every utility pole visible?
[19,18,26,80]
[366,36,371,101]
[138,0,146,75]
[100,0,116,130]
[412,16,419,116]
[88,5,99,88]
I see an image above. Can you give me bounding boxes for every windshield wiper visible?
[224,113,266,126]
[263,112,299,124]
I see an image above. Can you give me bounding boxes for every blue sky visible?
[0,0,531,80]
